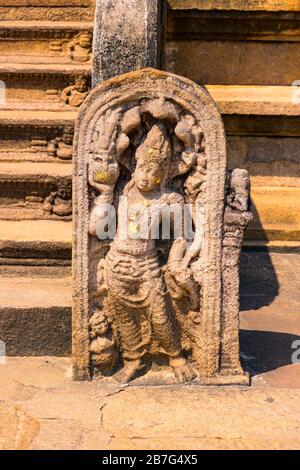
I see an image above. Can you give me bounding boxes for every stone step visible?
[0,220,72,265]
[0,161,72,220]
[1,85,299,126]
[2,82,298,116]
[0,109,76,126]
[0,63,90,112]
[166,5,300,87]
[0,265,71,356]
[0,167,299,242]
[244,240,300,253]
[0,0,95,22]
[0,110,75,162]
[0,162,299,244]
[0,21,93,66]
[208,86,300,117]
[0,161,71,176]
[248,185,300,243]
[168,7,300,42]
[167,40,300,86]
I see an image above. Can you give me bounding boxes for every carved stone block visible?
[73,68,252,384]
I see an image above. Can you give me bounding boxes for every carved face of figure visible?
[230,169,250,212]
[62,129,73,145]
[75,77,88,93]
[57,180,72,200]
[92,154,120,186]
[134,124,170,193]
[135,159,163,192]
[78,33,92,49]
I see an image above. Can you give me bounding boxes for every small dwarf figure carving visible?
[66,32,92,63]
[89,310,118,375]
[61,77,90,108]
[47,127,74,161]
[227,168,251,212]
[43,179,72,217]
[223,169,253,249]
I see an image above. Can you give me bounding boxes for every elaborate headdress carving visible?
[135,123,171,169]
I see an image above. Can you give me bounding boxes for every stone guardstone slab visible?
[73,68,252,385]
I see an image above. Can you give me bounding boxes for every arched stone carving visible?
[73,68,251,385]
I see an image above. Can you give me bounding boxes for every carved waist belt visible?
[106,258,166,309]
[106,247,161,281]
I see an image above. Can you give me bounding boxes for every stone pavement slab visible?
[0,356,300,450]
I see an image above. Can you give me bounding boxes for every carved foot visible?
[170,355,196,383]
[113,359,144,384]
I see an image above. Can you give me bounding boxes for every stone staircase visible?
[0,0,299,355]
[0,1,93,355]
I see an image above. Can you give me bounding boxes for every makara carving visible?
[73,69,252,385]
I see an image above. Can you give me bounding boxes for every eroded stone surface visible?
[0,1,94,22]
[0,404,40,450]
[92,0,164,86]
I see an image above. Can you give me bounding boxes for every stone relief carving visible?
[0,176,72,221]
[73,69,252,385]
[66,32,92,63]
[47,126,74,160]
[0,124,74,164]
[49,40,63,55]
[43,179,72,218]
[61,77,90,108]
[1,70,90,112]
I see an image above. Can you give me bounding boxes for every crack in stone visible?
[97,388,129,448]
[105,387,127,397]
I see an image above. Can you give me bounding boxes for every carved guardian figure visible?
[73,69,252,385]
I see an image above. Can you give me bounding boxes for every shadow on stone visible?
[240,201,279,311]
[240,251,279,311]
[240,330,300,376]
